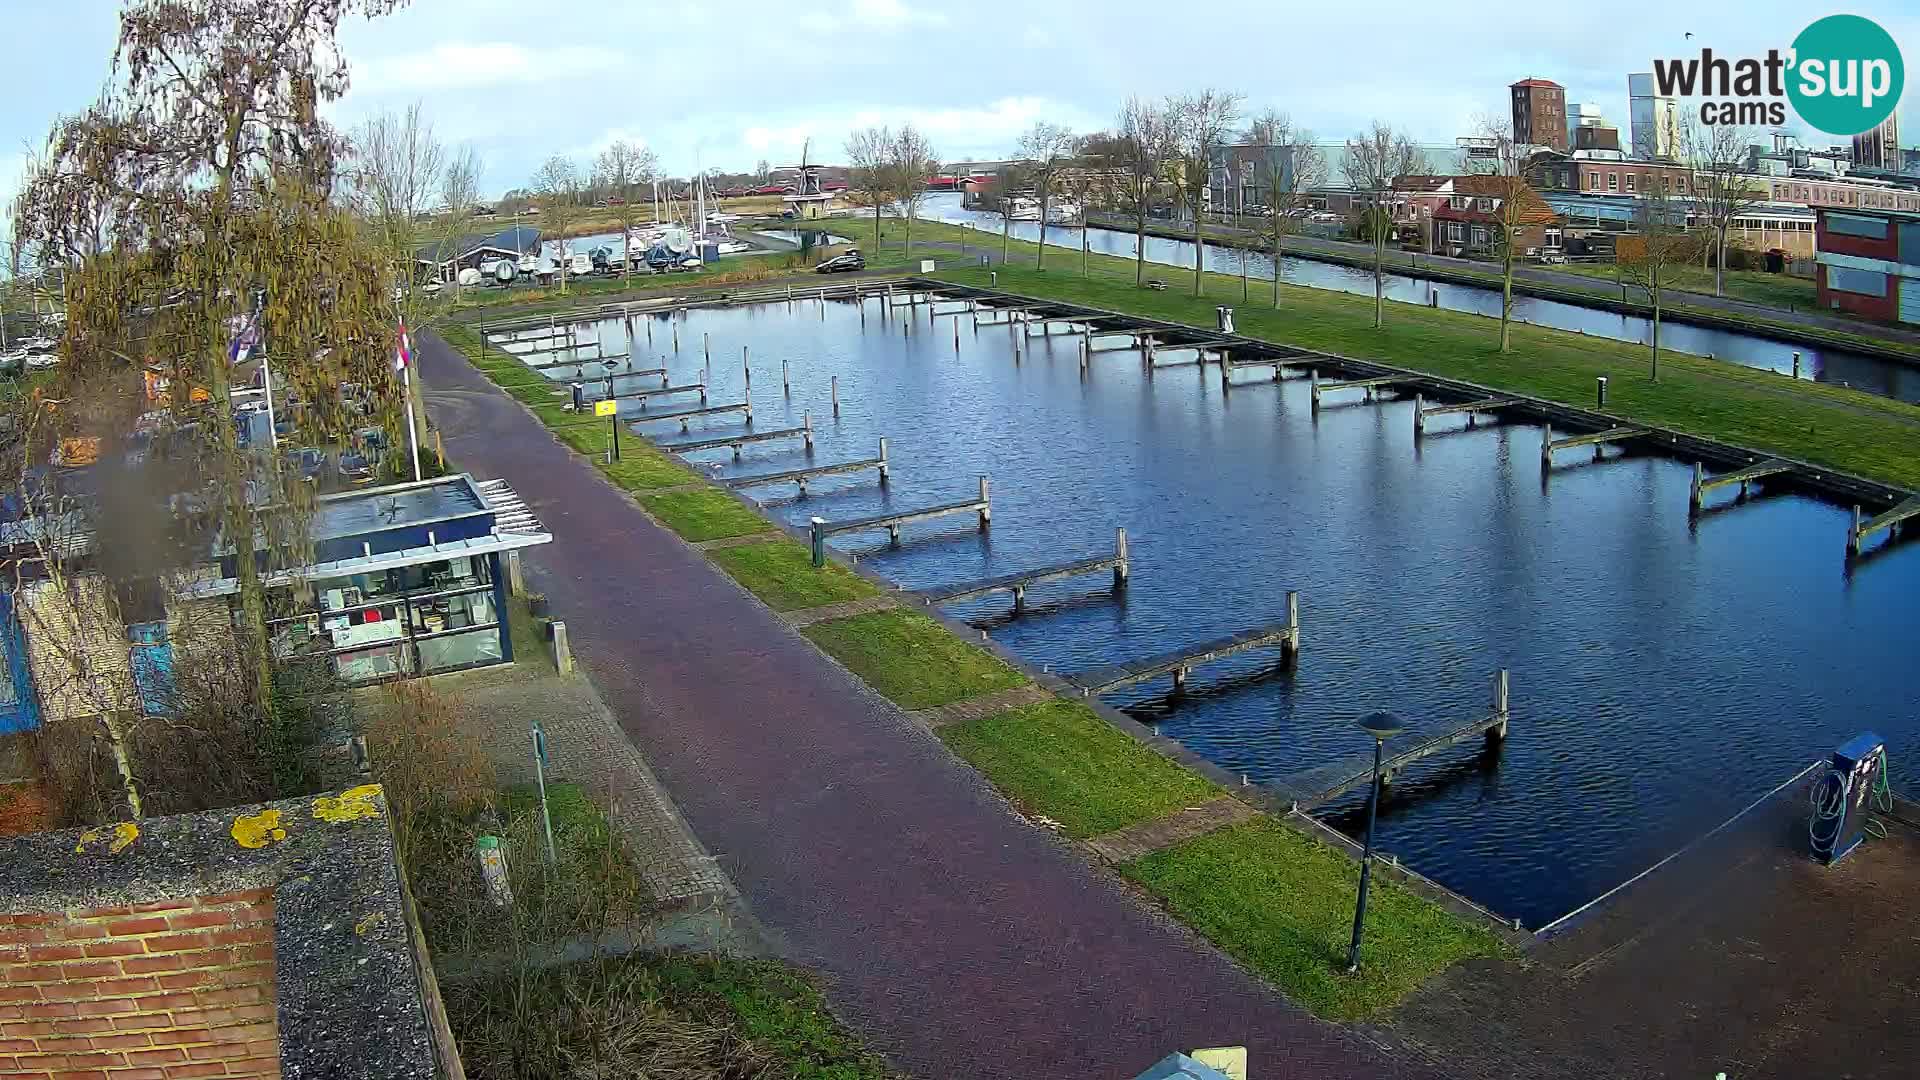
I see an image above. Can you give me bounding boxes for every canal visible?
[918,194,1920,405]
[508,295,1920,929]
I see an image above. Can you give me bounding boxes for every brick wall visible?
[0,890,280,1080]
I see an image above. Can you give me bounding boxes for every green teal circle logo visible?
[1787,15,1904,137]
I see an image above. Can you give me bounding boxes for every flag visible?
[394,318,413,374]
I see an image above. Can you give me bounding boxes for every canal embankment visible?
[432,316,1521,1025]
[1084,210,1920,367]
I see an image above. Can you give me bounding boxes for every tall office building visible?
[1628,73,1679,160]
[1511,79,1568,152]
[1852,116,1900,171]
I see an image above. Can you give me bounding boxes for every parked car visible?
[816,250,864,274]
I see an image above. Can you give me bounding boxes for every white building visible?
[1628,73,1680,161]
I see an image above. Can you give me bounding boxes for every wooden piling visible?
[1540,425,1553,469]
[877,437,889,485]
[1690,462,1705,514]
[673,322,679,352]
[978,476,991,530]
[831,376,840,416]
[704,333,709,366]
[810,517,827,567]
[1849,504,1863,556]
[1490,668,1510,743]
[803,411,813,449]
[1114,527,1129,586]
[1309,369,1320,409]
[1413,394,1425,438]
[1283,590,1301,660]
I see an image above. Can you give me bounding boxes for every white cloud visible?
[350,42,624,98]
[796,0,947,33]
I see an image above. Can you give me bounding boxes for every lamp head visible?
[1356,711,1406,741]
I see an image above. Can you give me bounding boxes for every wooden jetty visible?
[1087,332,1153,354]
[916,528,1129,615]
[1310,372,1399,408]
[566,366,668,384]
[1270,670,1511,810]
[629,399,752,432]
[808,477,991,558]
[1023,316,1086,337]
[1690,459,1795,514]
[1222,351,1315,388]
[1412,394,1520,436]
[974,302,1048,325]
[727,438,886,491]
[1848,494,1920,557]
[591,382,708,408]
[516,339,609,359]
[1066,595,1300,697]
[662,416,813,458]
[1540,424,1650,466]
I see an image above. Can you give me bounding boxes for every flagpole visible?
[403,365,422,482]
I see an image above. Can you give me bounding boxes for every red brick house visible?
[1396,175,1562,257]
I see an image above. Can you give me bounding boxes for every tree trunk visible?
[1036,188,1048,270]
[1193,203,1205,297]
[101,714,143,819]
[1373,229,1385,329]
[1650,270,1662,381]
[875,201,883,256]
[1241,244,1248,302]
[1272,213,1283,307]
[1499,229,1514,353]
[905,205,913,255]
[1134,203,1147,287]
[1714,227,1727,296]
[1082,225,1089,278]
[1001,198,1011,265]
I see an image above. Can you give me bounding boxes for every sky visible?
[4,0,1916,207]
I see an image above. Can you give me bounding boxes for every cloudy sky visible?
[5,0,1915,204]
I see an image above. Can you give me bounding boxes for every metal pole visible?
[1346,738,1385,972]
[402,366,423,482]
[532,721,557,866]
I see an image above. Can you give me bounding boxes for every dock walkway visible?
[1067,601,1299,697]
[726,439,885,489]
[660,417,811,456]
[1271,672,1511,810]
[810,478,991,554]
[916,530,1128,615]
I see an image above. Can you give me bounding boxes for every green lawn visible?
[709,540,880,611]
[1124,819,1505,1022]
[939,700,1219,837]
[801,609,1026,710]
[641,489,773,542]
[906,259,1920,490]
[1552,260,1817,311]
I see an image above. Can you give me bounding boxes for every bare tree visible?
[595,139,658,278]
[888,124,939,255]
[754,158,771,184]
[1683,122,1765,296]
[1343,121,1422,328]
[531,155,580,292]
[440,145,481,302]
[1617,176,1698,381]
[1170,90,1244,296]
[844,125,893,256]
[349,102,445,260]
[1016,122,1077,270]
[1471,119,1559,352]
[1247,109,1324,308]
[1115,96,1177,288]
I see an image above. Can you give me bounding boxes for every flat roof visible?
[311,474,488,543]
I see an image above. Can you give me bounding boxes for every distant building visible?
[1814,206,1920,324]
[1575,126,1622,153]
[1391,174,1562,257]
[413,225,541,283]
[781,163,851,219]
[1565,102,1603,149]
[1852,117,1901,171]
[1511,78,1568,153]
[1628,73,1680,161]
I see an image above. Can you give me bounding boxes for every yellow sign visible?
[1191,1048,1247,1080]
[594,399,617,417]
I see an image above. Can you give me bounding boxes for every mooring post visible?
[877,437,889,485]
[1309,369,1321,410]
[1114,527,1129,586]
[787,284,793,309]
[783,358,790,394]
[1012,583,1027,616]
[699,384,708,404]
[1540,425,1554,469]
[704,333,709,366]
[1690,462,1704,515]
[1284,590,1301,660]
[673,321,679,352]
[977,475,991,530]
[1413,394,1425,438]
[831,375,840,416]
[1849,505,1863,556]
[810,517,827,567]
[955,320,961,352]
[887,523,902,545]
[801,411,813,449]
[1172,666,1188,695]
[1490,668,1510,743]
[646,318,653,345]
[1793,351,1802,380]
[744,385,753,425]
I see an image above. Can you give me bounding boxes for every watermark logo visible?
[1652,14,1904,136]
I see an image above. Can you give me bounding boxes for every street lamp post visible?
[1346,710,1405,973]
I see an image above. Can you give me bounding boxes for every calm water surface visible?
[502,298,1920,927]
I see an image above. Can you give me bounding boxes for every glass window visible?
[1608,173,1618,191]
[1827,267,1887,297]
[418,630,504,674]
[1826,213,1887,239]
[1625,175,1636,192]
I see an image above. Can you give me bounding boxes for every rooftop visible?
[414,224,542,265]
[311,473,489,544]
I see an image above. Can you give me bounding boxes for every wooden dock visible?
[1221,350,1315,388]
[591,382,708,408]
[515,339,609,359]
[1310,372,1399,408]
[1412,394,1520,436]
[916,528,1129,615]
[1066,596,1300,697]
[1848,494,1920,556]
[1271,670,1511,810]
[1087,332,1153,354]
[809,477,991,555]
[727,438,886,491]
[1690,459,1795,513]
[1541,424,1650,466]
[629,399,753,432]
[661,417,813,458]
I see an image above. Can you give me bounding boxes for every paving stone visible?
[1084,796,1260,865]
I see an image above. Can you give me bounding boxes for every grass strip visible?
[1122,818,1505,1022]
[801,609,1026,710]
[641,489,773,542]
[708,540,879,611]
[939,700,1218,837]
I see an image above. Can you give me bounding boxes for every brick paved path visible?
[417,331,1439,1080]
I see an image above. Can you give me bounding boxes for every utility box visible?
[1810,732,1886,866]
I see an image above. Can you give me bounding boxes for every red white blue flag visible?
[394,318,412,374]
